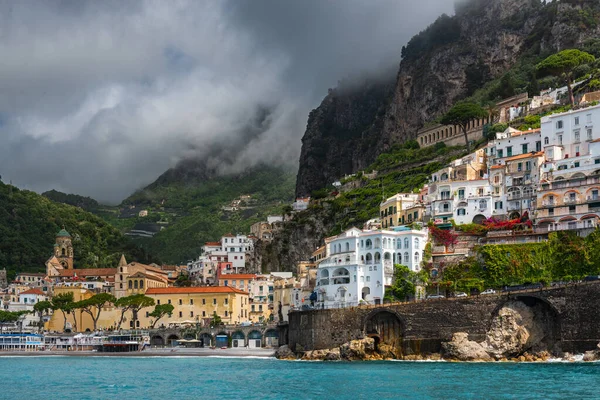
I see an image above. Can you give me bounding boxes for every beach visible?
[0,347,276,357]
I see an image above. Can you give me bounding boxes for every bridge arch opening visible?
[232,331,245,347]
[248,330,262,348]
[167,334,180,347]
[264,329,279,347]
[488,296,560,357]
[200,333,213,348]
[150,335,165,347]
[364,310,403,351]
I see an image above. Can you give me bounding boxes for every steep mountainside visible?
[296,0,600,196]
[121,162,295,263]
[0,180,155,280]
[295,77,394,196]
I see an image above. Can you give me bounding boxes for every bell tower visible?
[54,228,74,270]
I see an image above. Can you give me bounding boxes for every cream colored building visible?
[114,256,169,299]
[142,287,249,327]
[380,193,420,229]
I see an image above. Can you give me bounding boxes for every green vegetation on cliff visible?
[443,231,600,292]
[0,181,156,280]
[122,164,296,263]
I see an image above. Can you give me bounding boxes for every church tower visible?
[54,228,74,270]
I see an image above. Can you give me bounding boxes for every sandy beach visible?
[0,347,276,357]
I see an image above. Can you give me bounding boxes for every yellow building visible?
[114,256,169,299]
[46,286,120,332]
[218,274,256,292]
[142,287,249,327]
[380,193,420,228]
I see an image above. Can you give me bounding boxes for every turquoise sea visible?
[1,357,599,399]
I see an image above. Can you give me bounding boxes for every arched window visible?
[375,238,381,248]
[128,280,132,289]
[396,239,401,249]
[414,238,419,250]
[375,252,381,262]
[404,252,409,264]
[62,248,66,256]
[365,253,373,264]
[544,137,549,145]
[140,280,144,289]
[479,199,487,210]
[404,238,409,248]
[414,252,419,264]
[360,240,364,248]
[345,242,350,252]
[365,239,372,249]
[134,280,138,289]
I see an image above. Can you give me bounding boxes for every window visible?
[202,298,206,305]
[525,161,531,171]
[479,200,487,210]
[119,283,123,289]
[404,238,409,248]
[457,208,466,216]
[213,298,217,305]
[225,298,228,305]
[575,130,580,142]
[536,141,542,151]
[506,146,513,157]
[442,203,450,212]
[373,265,377,271]
[414,252,419,264]
[140,280,144,289]
[128,280,132,289]
[556,120,563,129]
[157,299,160,305]
[517,162,522,172]
[497,149,503,158]
[595,159,600,165]
[179,299,182,305]
[575,162,580,168]
[225,311,228,317]
[179,311,182,318]
[495,201,503,210]
[544,137,549,145]
[202,311,206,317]
[587,113,592,123]
[575,116,580,125]
[458,189,465,199]
[190,299,194,305]
[414,238,419,249]
[522,144,528,154]
[404,252,409,263]
[569,205,576,213]
[558,135,563,145]
[587,128,593,141]
[190,311,194,317]
[366,276,370,282]
[168,299,172,305]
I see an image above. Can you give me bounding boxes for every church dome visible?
[56,228,71,238]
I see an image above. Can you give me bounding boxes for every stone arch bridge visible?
[286,282,600,355]
[148,325,281,348]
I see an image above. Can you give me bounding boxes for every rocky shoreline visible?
[277,300,600,363]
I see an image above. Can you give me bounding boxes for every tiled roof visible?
[58,268,117,277]
[505,151,544,162]
[222,233,235,237]
[511,128,541,136]
[491,165,504,170]
[19,288,45,296]
[145,286,248,295]
[205,242,221,246]
[218,274,257,280]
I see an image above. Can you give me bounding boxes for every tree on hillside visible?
[51,292,74,332]
[440,101,487,152]
[115,294,155,330]
[537,49,596,106]
[0,310,26,332]
[33,300,53,332]
[78,293,116,331]
[149,304,174,329]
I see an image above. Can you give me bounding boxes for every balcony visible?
[507,201,521,211]
[563,197,578,204]
[548,219,597,232]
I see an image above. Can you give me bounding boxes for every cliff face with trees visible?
[295,0,600,197]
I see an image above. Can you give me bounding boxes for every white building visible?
[487,127,542,166]
[292,197,310,212]
[315,227,428,309]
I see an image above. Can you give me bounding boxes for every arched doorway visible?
[472,214,486,224]
[361,287,371,301]
[365,310,403,350]
[232,331,245,348]
[150,335,165,347]
[509,211,520,220]
[264,329,279,347]
[167,334,180,347]
[200,333,213,348]
[248,330,262,348]
[215,332,229,348]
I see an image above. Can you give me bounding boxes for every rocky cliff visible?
[295,77,394,197]
[295,0,600,197]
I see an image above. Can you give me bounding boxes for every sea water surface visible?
[2,357,599,399]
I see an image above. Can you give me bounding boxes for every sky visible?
[0,0,454,204]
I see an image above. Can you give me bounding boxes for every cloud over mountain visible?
[0,0,453,203]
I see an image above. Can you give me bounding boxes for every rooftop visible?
[219,274,257,280]
[19,288,45,296]
[56,229,71,238]
[505,151,544,162]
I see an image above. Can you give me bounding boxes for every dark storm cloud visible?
[0,0,453,204]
